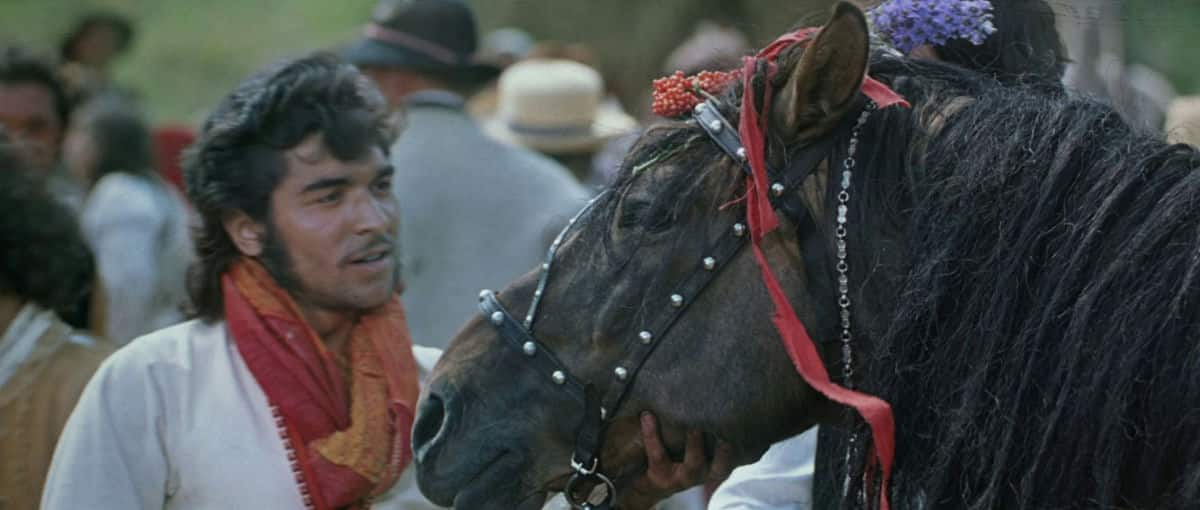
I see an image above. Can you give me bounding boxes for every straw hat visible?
[1165,96,1200,147]
[485,59,636,154]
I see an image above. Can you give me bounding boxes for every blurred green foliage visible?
[1122,0,1200,94]
[0,0,1195,125]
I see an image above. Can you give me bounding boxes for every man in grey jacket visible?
[346,0,590,350]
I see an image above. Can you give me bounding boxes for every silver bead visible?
[708,119,723,133]
[733,223,747,237]
[694,102,707,113]
[638,330,654,344]
[736,147,747,160]
[670,294,684,308]
[490,311,504,325]
[771,182,785,197]
[478,289,490,300]
[702,256,716,270]
[541,262,550,271]
[614,366,628,380]
[600,407,608,420]
[552,371,566,385]
[522,341,537,356]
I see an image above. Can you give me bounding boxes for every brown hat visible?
[344,0,500,85]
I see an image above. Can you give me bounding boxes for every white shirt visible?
[82,173,193,344]
[41,319,443,510]
[707,428,818,509]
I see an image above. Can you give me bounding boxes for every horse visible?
[411,3,1200,508]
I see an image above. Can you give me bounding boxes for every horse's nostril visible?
[413,392,449,462]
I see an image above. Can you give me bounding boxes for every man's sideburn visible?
[258,214,403,312]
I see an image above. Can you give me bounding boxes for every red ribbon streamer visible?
[737,27,906,510]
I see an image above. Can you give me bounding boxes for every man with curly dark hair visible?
[0,138,112,509]
[42,52,444,510]
[0,45,86,212]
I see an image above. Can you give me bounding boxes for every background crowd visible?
[1,0,1199,509]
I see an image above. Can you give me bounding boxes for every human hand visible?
[617,412,734,510]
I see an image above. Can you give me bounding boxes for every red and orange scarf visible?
[222,259,419,510]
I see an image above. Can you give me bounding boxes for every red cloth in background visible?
[152,125,195,194]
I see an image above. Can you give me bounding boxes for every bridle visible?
[477,97,869,509]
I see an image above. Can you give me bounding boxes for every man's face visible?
[265,133,400,314]
[0,82,61,173]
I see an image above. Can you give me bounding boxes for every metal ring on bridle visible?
[564,470,617,510]
[571,455,599,476]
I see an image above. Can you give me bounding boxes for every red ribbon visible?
[737,27,905,510]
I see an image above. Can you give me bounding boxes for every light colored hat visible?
[1165,96,1200,147]
[485,59,637,154]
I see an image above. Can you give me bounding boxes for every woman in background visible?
[66,100,192,344]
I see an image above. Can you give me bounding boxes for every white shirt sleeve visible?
[707,428,819,510]
[41,345,174,509]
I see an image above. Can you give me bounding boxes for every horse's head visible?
[414,4,879,508]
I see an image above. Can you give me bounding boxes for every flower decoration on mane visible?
[652,69,742,118]
[870,0,998,54]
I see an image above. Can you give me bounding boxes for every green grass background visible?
[0,0,1193,125]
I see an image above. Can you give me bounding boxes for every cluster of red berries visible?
[651,69,741,118]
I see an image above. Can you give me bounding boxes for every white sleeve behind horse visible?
[707,428,818,510]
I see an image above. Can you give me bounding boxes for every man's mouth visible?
[349,246,392,265]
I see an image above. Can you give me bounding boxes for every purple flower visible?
[869,0,998,54]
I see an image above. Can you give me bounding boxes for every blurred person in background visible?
[0,45,85,211]
[344,0,589,351]
[662,20,750,78]
[466,26,535,118]
[59,10,137,104]
[65,99,193,345]
[484,58,637,191]
[0,134,113,510]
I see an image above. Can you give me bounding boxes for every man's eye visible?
[317,191,342,204]
[372,179,391,193]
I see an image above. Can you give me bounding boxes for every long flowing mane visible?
[821,55,1200,509]
[616,48,1200,508]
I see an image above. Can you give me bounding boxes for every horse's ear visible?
[774,2,870,140]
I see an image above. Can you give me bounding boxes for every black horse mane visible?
[610,48,1200,509]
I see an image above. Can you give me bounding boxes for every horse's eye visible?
[618,201,649,230]
[618,200,674,233]
[644,205,674,233]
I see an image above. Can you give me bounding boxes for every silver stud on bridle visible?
[703,257,717,271]
[638,330,654,344]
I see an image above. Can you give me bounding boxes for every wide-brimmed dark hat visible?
[344,0,500,85]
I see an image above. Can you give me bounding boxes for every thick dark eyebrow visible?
[300,176,351,194]
[300,164,393,194]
